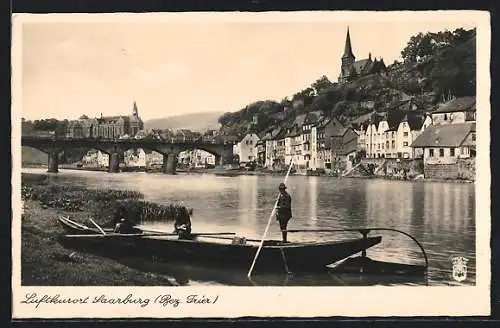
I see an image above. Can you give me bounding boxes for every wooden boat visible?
[57,229,382,274]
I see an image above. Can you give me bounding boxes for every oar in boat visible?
[88,218,107,235]
[247,158,295,278]
[64,231,239,238]
[61,216,90,230]
[134,226,236,236]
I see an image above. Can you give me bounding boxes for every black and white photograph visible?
[12,11,490,318]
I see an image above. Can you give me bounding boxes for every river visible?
[22,168,476,287]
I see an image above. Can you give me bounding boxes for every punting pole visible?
[89,218,106,235]
[247,159,295,278]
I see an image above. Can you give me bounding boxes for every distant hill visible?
[144,111,224,131]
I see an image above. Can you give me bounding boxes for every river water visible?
[22,168,476,287]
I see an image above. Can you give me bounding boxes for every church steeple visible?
[342,27,355,60]
[132,101,139,117]
[339,26,356,83]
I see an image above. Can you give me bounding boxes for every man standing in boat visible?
[276,182,292,243]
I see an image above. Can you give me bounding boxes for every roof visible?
[350,111,376,125]
[433,96,476,114]
[411,122,476,148]
[342,27,355,59]
[401,112,426,131]
[97,116,128,124]
[293,114,307,127]
[353,59,371,74]
[284,125,301,138]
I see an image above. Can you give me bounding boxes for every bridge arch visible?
[21,136,234,175]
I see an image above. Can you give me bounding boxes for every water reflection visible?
[308,177,318,229]
[22,168,476,286]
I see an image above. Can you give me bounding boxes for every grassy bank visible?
[21,200,176,285]
[20,172,194,286]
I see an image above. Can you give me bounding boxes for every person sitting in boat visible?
[276,182,292,243]
[114,218,140,234]
[173,207,192,239]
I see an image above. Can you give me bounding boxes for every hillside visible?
[217,28,476,137]
[144,111,224,131]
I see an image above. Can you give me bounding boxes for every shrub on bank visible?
[111,200,194,225]
[22,173,194,227]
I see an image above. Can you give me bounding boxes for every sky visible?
[19,14,477,121]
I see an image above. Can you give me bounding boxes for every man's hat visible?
[278,183,287,189]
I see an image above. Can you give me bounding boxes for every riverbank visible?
[20,172,195,286]
[21,164,474,183]
[21,199,176,286]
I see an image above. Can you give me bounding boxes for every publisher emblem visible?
[451,256,468,282]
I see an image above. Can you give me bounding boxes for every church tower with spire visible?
[132,101,139,118]
[338,27,387,83]
[129,100,144,137]
[339,27,356,83]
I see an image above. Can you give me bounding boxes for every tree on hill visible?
[401,28,476,64]
[311,75,334,95]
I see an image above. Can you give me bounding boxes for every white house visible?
[234,133,260,163]
[97,151,109,167]
[310,126,318,170]
[431,96,476,125]
[364,114,387,158]
[411,122,476,165]
[82,150,109,167]
[124,149,147,167]
[395,113,431,159]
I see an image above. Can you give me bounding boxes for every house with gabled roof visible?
[394,112,430,159]
[411,122,476,179]
[310,116,358,170]
[233,132,260,164]
[431,96,476,125]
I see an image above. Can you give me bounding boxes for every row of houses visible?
[233,111,360,171]
[232,96,477,172]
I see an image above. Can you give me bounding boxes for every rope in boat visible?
[247,158,295,278]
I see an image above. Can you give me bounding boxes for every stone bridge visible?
[21,136,234,174]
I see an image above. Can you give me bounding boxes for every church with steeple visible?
[68,101,144,139]
[338,27,387,83]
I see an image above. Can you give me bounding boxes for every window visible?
[439,148,444,157]
[429,149,434,157]
[403,141,408,146]
[444,114,448,120]
[392,140,395,148]
[392,131,395,137]
[472,133,476,141]
[382,144,384,150]
[386,141,389,148]
[450,148,455,157]
[403,132,409,137]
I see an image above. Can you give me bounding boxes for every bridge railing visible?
[21,135,234,145]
